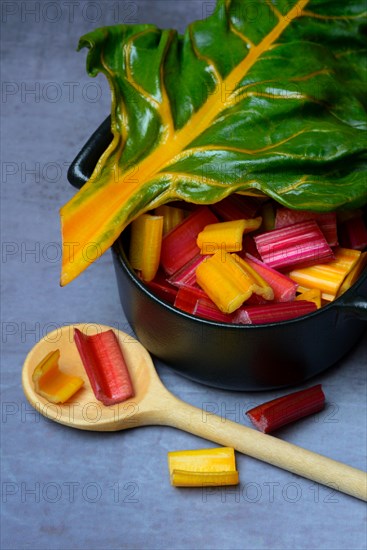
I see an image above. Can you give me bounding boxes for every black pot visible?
[68,117,367,391]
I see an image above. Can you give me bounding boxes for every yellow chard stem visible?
[260,202,275,232]
[129,214,163,282]
[168,447,239,487]
[233,255,274,301]
[155,205,185,235]
[196,251,255,313]
[337,251,367,297]
[197,218,262,255]
[288,247,361,300]
[296,288,322,308]
[32,350,84,404]
[129,215,147,270]
[170,470,239,487]
[197,219,247,254]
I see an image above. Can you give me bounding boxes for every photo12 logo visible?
[1,321,136,345]
[2,81,103,104]
[1,1,139,24]
[1,480,139,504]
[201,480,340,504]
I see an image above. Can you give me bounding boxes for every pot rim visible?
[113,238,367,330]
[68,116,367,328]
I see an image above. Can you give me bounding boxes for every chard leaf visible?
[61,0,367,285]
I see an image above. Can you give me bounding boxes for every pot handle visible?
[335,295,367,321]
[67,116,112,189]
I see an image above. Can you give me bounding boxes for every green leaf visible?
[61,0,367,285]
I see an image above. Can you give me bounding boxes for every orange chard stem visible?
[288,247,361,301]
[337,251,367,297]
[32,350,84,404]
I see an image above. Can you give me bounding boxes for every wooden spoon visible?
[22,324,366,501]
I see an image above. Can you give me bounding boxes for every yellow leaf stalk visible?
[196,251,255,313]
[32,350,84,404]
[296,288,322,309]
[260,202,275,232]
[170,470,239,487]
[196,251,274,313]
[288,247,361,301]
[155,205,185,235]
[197,218,261,254]
[129,215,147,270]
[129,214,163,282]
[168,447,239,487]
[337,251,367,297]
[233,255,274,301]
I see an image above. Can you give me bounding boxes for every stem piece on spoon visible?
[32,349,84,404]
[74,328,134,406]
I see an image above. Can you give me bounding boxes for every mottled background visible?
[1,1,366,549]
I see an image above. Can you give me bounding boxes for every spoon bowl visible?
[22,324,367,501]
[22,324,165,431]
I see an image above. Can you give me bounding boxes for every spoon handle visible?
[157,392,367,501]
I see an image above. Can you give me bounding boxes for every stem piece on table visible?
[168,447,239,487]
[246,384,325,433]
[171,470,239,487]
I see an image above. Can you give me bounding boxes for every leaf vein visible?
[266,0,283,22]
[188,27,223,86]
[300,10,367,21]
[172,130,310,160]
[229,20,256,49]
[125,29,161,108]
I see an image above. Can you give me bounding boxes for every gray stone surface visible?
[1,2,366,549]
